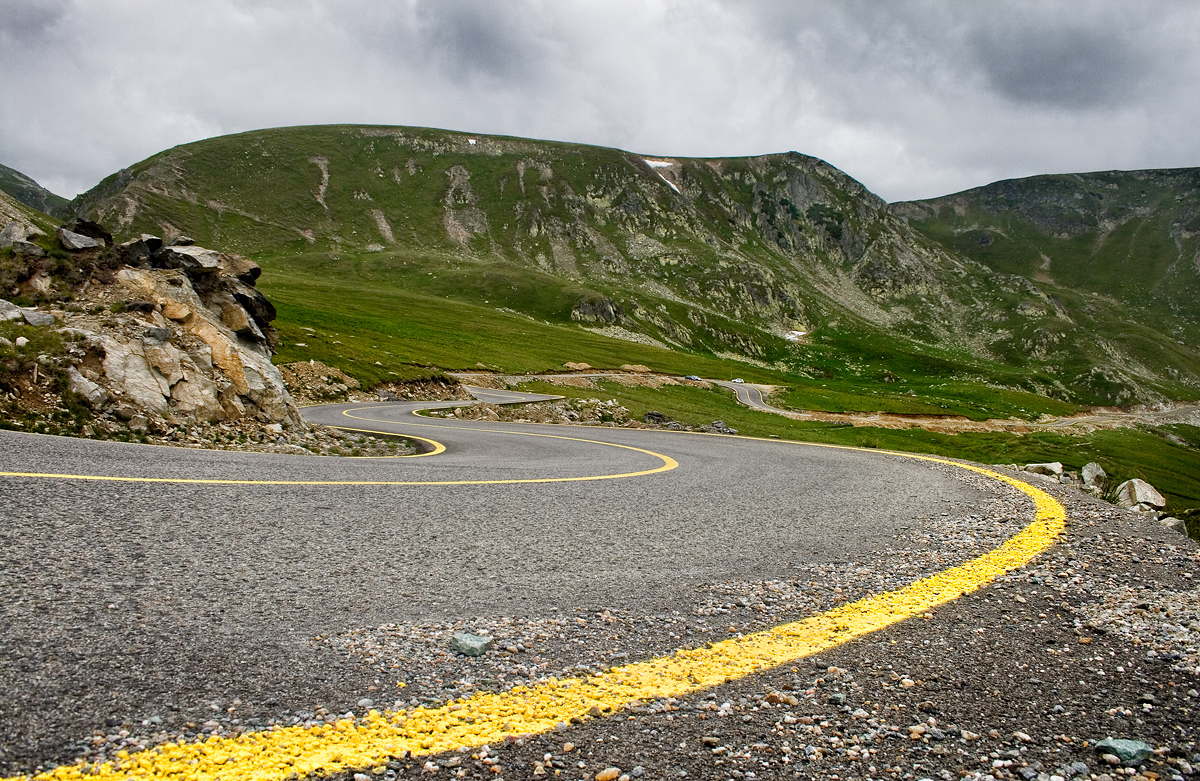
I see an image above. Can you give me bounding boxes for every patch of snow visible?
[642,159,680,193]
[784,330,808,341]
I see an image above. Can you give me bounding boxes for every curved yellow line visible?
[4,454,1066,781]
[0,428,677,486]
[322,425,446,458]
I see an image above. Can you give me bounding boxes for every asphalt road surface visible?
[1,391,1004,770]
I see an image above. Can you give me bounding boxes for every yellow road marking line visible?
[0,428,677,485]
[321,426,446,457]
[5,456,1066,781]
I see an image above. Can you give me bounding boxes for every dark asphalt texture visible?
[0,394,994,770]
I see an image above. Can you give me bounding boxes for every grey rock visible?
[700,420,738,435]
[0,298,22,322]
[12,239,44,257]
[0,337,11,350]
[0,221,27,247]
[64,219,112,246]
[66,367,110,409]
[643,410,672,424]
[1159,517,1187,534]
[826,692,847,705]
[154,245,222,274]
[56,226,102,250]
[1113,479,1166,511]
[143,326,173,343]
[0,221,42,247]
[356,698,374,709]
[127,414,150,433]
[21,308,54,327]
[1082,462,1108,492]
[449,630,495,657]
[14,336,29,348]
[1024,462,1064,478]
[117,234,165,267]
[1094,738,1154,764]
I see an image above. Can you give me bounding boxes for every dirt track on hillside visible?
[450,371,1200,436]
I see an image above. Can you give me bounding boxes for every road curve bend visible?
[0,391,1066,780]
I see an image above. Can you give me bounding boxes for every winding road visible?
[0,389,1065,779]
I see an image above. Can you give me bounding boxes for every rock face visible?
[56,226,103,250]
[1081,462,1108,493]
[1113,479,1167,512]
[34,233,301,427]
[1023,462,1064,478]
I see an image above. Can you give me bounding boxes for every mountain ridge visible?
[30,123,1200,406]
[0,163,69,216]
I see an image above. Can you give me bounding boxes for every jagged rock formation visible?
[69,235,299,426]
[2,217,300,430]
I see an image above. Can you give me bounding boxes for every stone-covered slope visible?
[894,169,1200,401]
[1,207,302,435]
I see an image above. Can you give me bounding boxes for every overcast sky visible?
[2,0,1198,202]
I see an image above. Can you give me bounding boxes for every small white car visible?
[732,378,745,383]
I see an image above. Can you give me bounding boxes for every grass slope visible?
[0,163,69,216]
[69,124,1200,408]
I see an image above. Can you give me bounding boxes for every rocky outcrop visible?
[1081,462,1108,493]
[1113,479,1167,513]
[7,229,303,428]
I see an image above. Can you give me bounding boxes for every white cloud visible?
[1,0,1197,201]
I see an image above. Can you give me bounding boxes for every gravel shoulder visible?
[321,480,1200,781]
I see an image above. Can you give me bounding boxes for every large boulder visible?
[0,298,22,322]
[153,245,222,275]
[114,266,299,424]
[63,218,113,246]
[0,221,42,248]
[1081,462,1108,493]
[56,226,103,250]
[1023,462,1064,478]
[1113,479,1166,511]
[20,308,54,327]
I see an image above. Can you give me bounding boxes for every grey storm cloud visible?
[1,0,1198,202]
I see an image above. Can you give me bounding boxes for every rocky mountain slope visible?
[0,163,69,216]
[894,169,1200,402]
[60,125,1200,406]
[1,190,302,444]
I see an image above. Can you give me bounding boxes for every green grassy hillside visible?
[895,169,1200,388]
[0,163,69,216]
[64,125,1200,410]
